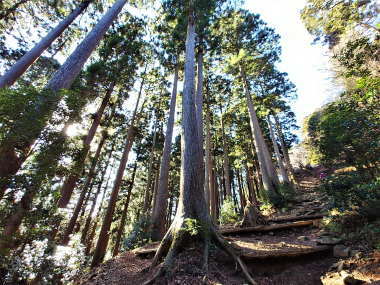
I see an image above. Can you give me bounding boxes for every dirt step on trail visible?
[79,173,368,285]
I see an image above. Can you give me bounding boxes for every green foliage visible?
[266,190,286,209]
[334,37,380,78]
[0,86,40,140]
[304,90,380,171]
[301,0,378,47]
[0,236,87,284]
[219,197,239,225]
[183,218,201,236]
[322,211,380,249]
[319,172,380,211]
[123,216,151,250]
[277,183,296,202]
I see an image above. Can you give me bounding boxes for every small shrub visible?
[319,172,379,211]
[259,202,276,216]
[123,216,151,250]
[183,218,201,236]
[219,198,239,225]
[278,183,297,202]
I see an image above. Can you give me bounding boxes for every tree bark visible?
[195,47,205,191]
[142,124,158,214]
[204,83,213,218]
[0,0,93,88]
[90,69,145,267]
[240,66,280,202]
[112,162,137,257]
[0,0,126,181]
[236,169,246,210]
[151,64,178,241]
[81,150,113,244]
[61,133,106,245]
[82,156,115,246]
[220,107,232,198]
[91,125,136,267]
[267,116,290,184]
[273,114,297,184]
[145,8,255,285]
[58,82,115,208]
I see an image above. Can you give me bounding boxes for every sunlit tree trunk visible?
[0,0,93,88]
[267,116,290,184]
[81,149,114,244]
[61,133,106,245]
[240,66,280,201]
[142,124,158,214]
[273,114,297,184]
[84,160,114,253]
[195,47,205,188]
[236,169,246,210]
[151,64,178,241]
[91,71,144,267]
[220,107,232,197]
[58,82,115,208]
[204,84,213,217]
[0,0,126,181]
[112,162,137,257]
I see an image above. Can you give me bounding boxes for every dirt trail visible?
[79,172,378,285]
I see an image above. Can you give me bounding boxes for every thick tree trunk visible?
[58,82,115,208]
[220,108,232,198]
[236,169,247,210]
[0,0,93,88]
[145,11,255,285]
[91,125,137,267]
[81,152,113,244]
[150,170,160,216]
[142,125,158,214]
[196,48,204,143]
[90,71,144,267]
[273,114,297,184]
[145,8,255,285]
[112,162,137,257]
[82,157,114,246]
[204,85,213,217]
[151,65,178,241]
[240,66,281,203]
[245,164,254,204]
[231,174,240,213]
[267,116,290,184]
[0,0,126,181]
[61,134,106,245]
[195,47,205,191]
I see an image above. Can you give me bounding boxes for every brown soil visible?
[78,170,379,285]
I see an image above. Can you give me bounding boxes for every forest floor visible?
[79,170,380,285]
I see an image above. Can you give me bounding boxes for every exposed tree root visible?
[211,231,258,285]
[142,217,256,285]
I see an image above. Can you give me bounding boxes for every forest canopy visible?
[0,0,378,284]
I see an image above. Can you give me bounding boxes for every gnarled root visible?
[212,231,257,285]
[143,218,256,285]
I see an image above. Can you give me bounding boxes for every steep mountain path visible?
[79,171,378,284]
